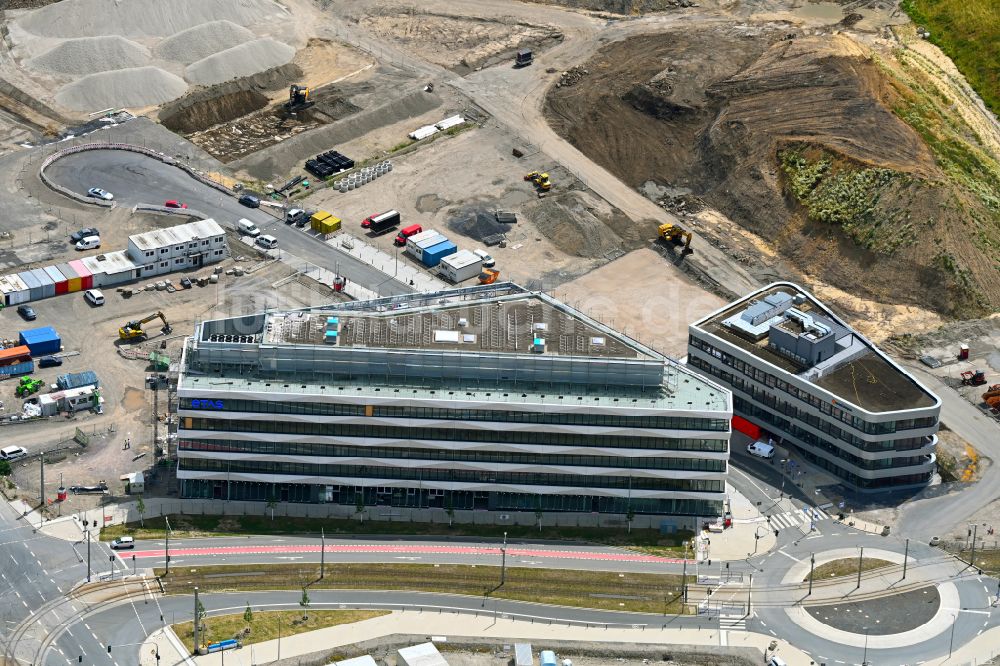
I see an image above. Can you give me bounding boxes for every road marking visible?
[9,553,17,565]
[777,549,801,563]
[91,632,99,642]
[760,620,767,627]
[945,608,990,615]
[768,629,775,636]
[978,629,984,635]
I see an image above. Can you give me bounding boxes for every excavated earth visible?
[546,26,1000,318]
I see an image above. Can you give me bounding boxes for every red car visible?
[164,200,188,209]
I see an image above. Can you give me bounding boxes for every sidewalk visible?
[329,233,448,292]
[188,611,814,666]
[697,483,776,563]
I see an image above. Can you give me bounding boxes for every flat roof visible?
[81,250,136,275]
[129,219,225,252]
[693,283,936,413]
[265,294,647,360]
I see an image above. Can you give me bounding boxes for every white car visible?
[746,440,775,459]
[255,234,278,249]
[473,249,495,267]
[84,288,105,306]
[75,236,101,251]
[0,445,28,461]
[87,187,113,201]
[110,536,135,550]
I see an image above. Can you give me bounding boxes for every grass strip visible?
[102,514,689,552]
[173,609,387,652]
[157,563,688,615]
[804,557,895,582]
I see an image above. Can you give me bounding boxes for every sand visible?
[154,20,256,65]
[26,35,150,75]
[55,66,188,111]
[184,39,296,87]
[17,0,283,38]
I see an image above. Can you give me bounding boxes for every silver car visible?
[87,187,114,201]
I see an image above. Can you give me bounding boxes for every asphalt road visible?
[43,150,412,297]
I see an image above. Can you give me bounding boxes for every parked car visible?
[286,208,306,225]
[75,236,101,251]
[239,194,260,208]
[0,445,28,461]
[16,304,36,321]
[255,234,278,249]
[746,440,775,459]
[180,277,192,289]
[70,227,100,243]
[87,187,113,201]
[110,536,135,550]
[84,289,105,306]
[38,356,62,368]
[164,200,188,209]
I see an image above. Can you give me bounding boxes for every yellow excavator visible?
[658,223,693,254]
[524,171,552,192]
[284,84,314,113]
[119,312,172,341]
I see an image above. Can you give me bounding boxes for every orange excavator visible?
[984,384,1000,413]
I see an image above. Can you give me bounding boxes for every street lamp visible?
[753,525,768,555]
[862,626,870,666]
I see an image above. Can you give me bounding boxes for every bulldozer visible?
[524,171,552,192]
[119,312,172,342]
[658,223,693,254]
[478,268,500,285]
[15,377,44,398]
[284,84,314,113]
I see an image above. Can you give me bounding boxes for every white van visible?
[84,289,105,306]
[256,235,278,250]
[75,236,101,251]
[237,218,261,237]
[747,440,775,459]
[0,445,28,461]
[767,655,787,666]
[473,249,496,268]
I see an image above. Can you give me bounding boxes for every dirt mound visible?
[154,20,256,64]
[526,0,690,11]
[55,66,187,111]
[184,38,296,87]
[26,36,150,75]
[16,0,281,38]
[546,28,1000,317]
[360,10,563,73]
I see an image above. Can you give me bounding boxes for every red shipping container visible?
[732,415,762,440]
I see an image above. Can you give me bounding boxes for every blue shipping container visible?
[57,370,99,391]
[0,360,34,377]
[421,240,457,267]
[19,326,61,356]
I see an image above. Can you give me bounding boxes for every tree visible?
[195,598,207,633]
[535,496,543,532]
[299,587,310,620]
[445,495,455,528]
[243,603,253,633]
[136,495,146,528]
[626,507,636,534]
[355,493,365,524]
[0,459,11,477]
[266,494,278,521]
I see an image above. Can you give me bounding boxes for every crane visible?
[119,312,172,341]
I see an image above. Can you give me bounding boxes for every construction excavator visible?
[658,223,693,254]
[119,312,172,342]
[284,84,314,114]
[984,384,1000,413]
[15,376,44,398]
[524,171,552,192]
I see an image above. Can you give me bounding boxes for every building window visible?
[160,261,168,268]
[144,251,153,258]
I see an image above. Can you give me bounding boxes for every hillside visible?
[545,27,1000,318]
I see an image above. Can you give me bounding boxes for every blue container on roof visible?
[421,240,457,267]
[57,370,99,391]
[19,326,61,356]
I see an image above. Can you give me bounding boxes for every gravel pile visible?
[155,20,256,64]
[26,35,150,75]
[55,66,188,111]
[184,39,296,87]
[17,0,281,38]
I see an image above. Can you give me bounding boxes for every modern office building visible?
[176,284,732,519]
[687,282,940,492]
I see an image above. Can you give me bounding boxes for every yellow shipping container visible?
[317,217,342,235]
[310,210,333,231]
[66,277,82,292]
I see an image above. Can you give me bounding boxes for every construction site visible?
[0,0,997,664]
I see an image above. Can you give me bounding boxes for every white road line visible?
[777,549,801,563]
[9,553,17,565]
[768,629,775,635]
[91,632,99,642]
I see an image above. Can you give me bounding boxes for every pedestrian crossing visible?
[719,613,748,632]
[766,506,831,530]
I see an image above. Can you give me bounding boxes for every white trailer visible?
[438,249,483,283]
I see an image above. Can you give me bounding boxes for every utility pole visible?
[500,532,508,587]
[970,524,979,568]
[681,541,688,605]
[862,626,870,666]
[902,538,909,580]
[746,573,752,616]
[164,516,171,575]
[856,546,864,590]
[86,529,92,582]
[192,587,200,655]
[39,452,45,512]
[808,553,815,596]
[320,528,325,579]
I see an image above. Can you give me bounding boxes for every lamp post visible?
[862,626,870,666]
[499,532,507,588]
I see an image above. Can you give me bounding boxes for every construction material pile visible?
[154,21,256,64]
[26,36,150,75]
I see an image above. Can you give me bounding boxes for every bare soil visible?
[545,26,1000,319]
